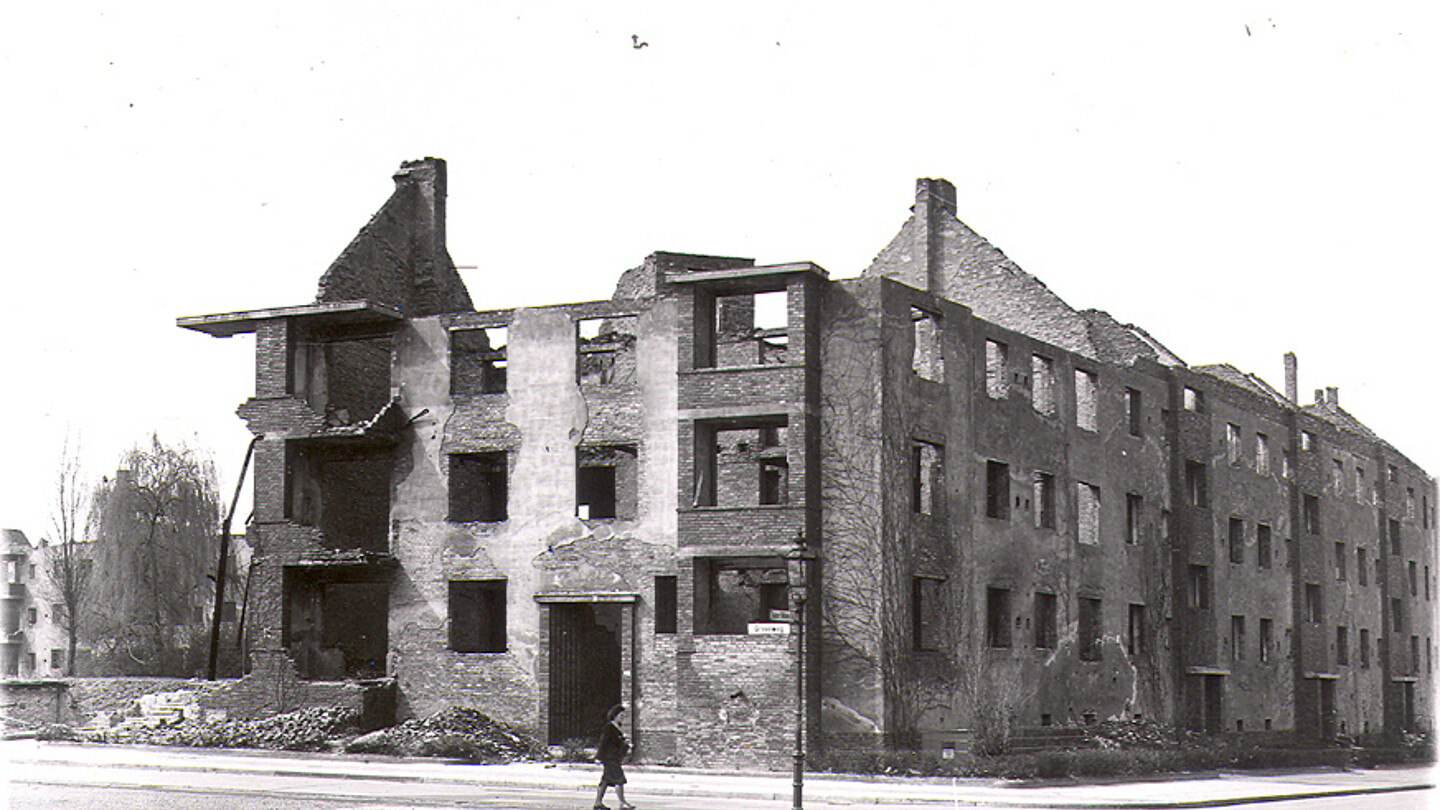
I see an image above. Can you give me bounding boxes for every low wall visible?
[2,651,394,731]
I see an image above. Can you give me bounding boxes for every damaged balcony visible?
[180,300,405,554]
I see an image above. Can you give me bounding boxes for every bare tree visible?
[44,434,92,676]
[90,435,221,675]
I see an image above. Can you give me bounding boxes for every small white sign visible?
[748,622,792,635]
[768,609,794,623]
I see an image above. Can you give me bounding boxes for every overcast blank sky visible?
[2,2,1435,540]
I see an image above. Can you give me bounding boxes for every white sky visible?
[2,2,1436,541]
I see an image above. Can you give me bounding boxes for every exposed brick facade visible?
[176,161,1436,768]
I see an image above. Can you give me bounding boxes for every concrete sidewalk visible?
[2,739,1433,808]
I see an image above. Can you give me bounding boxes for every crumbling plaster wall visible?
[388,301,681,743]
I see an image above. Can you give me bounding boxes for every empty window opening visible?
[1127,603,1145,656]
[702,290,789,368]
[1079,597,1102,661]
[912,442,944,515]
[1256,433,1270,475]
[1230,615,1246,663]
[1360,628,1371,668]
[985,339,1008,399]
[1075,369,1098,431]
[1126,494,1143,545]
[1303,494,1320,535]
[1335,542,1347,581]
[1409,561,1418,596]
[1127,388,1143,436]
[911,307,943,383]
[1183,386,1205,412]
[1041,713,1053,726]
[1031,355,1056,416]
[1336,625,1349,666]
[1259,618,1273,663]
[1189,565,1211,610]
[692,418,788,508]
[986,587,1012,648]
[283,566,388,680]
[1388,464,1399,483]
[285,444,391,552]
[1186,461,1208,508]
[694,558,788,635]
[654,575,677,635]
[1034,472,1057,529]
[1305,584,1323,624]
[1078,482,1101,546]
[450,579,507,653]
[449,451,508,523]
[1426,566,1431,601]
[451,326,507,395]
[1356,466,1366,501]
[913,576,944,651]
[1411,635,1421,673]
[1332,459,1344,492]
[1282,451,1292,480]
[1391,597,1403,633]
[1425,496,1431,530]
[1302,431,1315,452]
[1407,487,1416,519]
[577,316,638,386]
[577,445,638,520]
[1389,518,1402,555]
[1357,548,1368,586]
[1035,592,1058,649]
[986,461,1010,520]
[1226,423,1242,465]
[1228,517,1245,564]
[1257,524,1273,569]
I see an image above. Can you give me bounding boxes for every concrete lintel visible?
[678,546,792,560]
[1303,671,1341,680]
[533,592,638,604]
[680,404,806,423]
[664,261,828,288]
[178,300,403,337]
[1185,666,1231,676]
[1390,675,1420,683]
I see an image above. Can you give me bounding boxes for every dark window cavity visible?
[654,575,677,635]
[1186,460,1208,508]
[1079,597,1102,661]
[913,576,943,651]
[985,460,1010,520]
[986,587,1012,648]
[450,579,507,653]
[1035,592,1058,649]
[449,452,508,523]
[451,326,507,395]
[1126,387,1143,436]
[1034,472,1057,529]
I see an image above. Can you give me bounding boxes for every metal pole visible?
[793,590,805,810]
[207,437,259,680]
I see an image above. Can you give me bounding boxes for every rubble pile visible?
[89,706,362,752]
[344,706,545,762]
[1084,718,1191,750]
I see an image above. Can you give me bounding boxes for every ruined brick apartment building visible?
[179,158,1436,767]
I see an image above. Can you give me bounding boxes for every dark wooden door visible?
[548,604,621,745]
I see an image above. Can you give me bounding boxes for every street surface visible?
[2,740,1433,810]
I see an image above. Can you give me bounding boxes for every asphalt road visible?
[9,782,1436,810]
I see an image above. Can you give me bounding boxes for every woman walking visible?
[593,703,634,810]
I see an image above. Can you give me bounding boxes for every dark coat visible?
[596,721,629,763]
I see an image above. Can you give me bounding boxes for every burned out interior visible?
[576,445,638,520]
[693,286,789,369]
[450,326,508,395]
[288,325,393,425]
[577,316,638,386]
[693,557,789,635]
[285,443,392,552]
[448,451,508,523]
[282,564,389,680]
[692,417,788,508]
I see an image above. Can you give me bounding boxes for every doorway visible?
[1318,679,1336,739]
[548,603,622,745]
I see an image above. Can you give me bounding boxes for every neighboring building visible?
[179,159,1436,767]
[0,529,88,677]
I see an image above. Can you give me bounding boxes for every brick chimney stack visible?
[1284,352,1298,404]
[394,157,447,253]
[914,178,956,295]
[1326,386,1339,407]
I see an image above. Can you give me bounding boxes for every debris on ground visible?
[344,706,546,762]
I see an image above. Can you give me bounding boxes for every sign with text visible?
[747,622,792,635]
